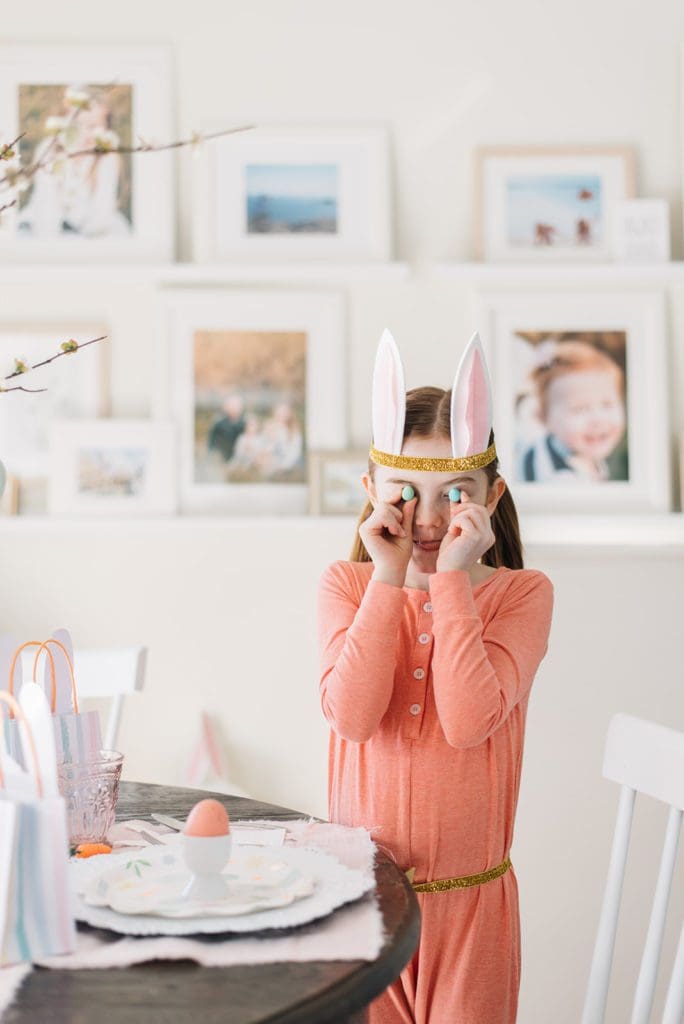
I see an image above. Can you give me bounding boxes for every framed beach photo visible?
[0,45,174,263]
[474,291,670,513]
[192,123,391,262]
[0,322,109,514]
[156,289,346,514]
[309,450,369,516]
[474,146,636,262]
[48,420,176,517]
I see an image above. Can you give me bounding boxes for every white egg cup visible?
[181,833,233,902]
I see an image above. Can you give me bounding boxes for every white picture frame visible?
[474,146,636,262]
[0,321,109,514]
[474,291,670,513]
[0,45,174,263]
[309,450,369,516]
[48,420,176,517]
[156,289,346,514]
[612,199,671,263]
[192,122,391,262]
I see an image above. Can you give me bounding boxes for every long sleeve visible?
[428,569,554,749]
[317,561,408,742]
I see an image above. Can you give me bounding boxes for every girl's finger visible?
[379,510,406,536]
[401,496,416,532]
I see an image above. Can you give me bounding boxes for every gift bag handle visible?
[0,690,43,797]
[32,639,79,716]
[8,641,57,715]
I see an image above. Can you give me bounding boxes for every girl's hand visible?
[435,494,495,574]
[360,494,417,587]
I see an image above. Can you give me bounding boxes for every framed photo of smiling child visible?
[474,291,670,514]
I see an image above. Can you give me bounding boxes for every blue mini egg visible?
[401,485,415,502]
[449,487,462,503]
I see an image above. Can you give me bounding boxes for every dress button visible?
[418,632,430,645]
[413,668,425,680]
[423,601,432,613]
[409,703,422,716]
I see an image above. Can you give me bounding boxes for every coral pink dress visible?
[317,561,554,1024]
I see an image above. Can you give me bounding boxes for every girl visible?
[317,331,554,1024]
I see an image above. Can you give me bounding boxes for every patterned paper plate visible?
[71,844,375,936]
[80,845,314,918]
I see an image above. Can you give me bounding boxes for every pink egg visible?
[184,799,230,837]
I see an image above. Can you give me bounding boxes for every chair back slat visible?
[662,923,684,1024]
[603,714,684,811]
[582,785,636,1024]
[583,714,684,1024]
[631,806,682,1024]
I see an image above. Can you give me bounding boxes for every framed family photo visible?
[309,450,369,516]
[474,291,670,513]
[0,321,109,514]
[474,146,636,262]
[0,45,174,262]
[192,123,391,261]
[48,420,176,517]
[156,289,346,514]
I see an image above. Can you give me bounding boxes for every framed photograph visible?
[48,420,176,517]
[0,45,174,263]
[309,450,369,516]
[156,289,346,514]
[192,123,391,261]
[0,322,109,514]
[474,291,670,513]
[474,146,636,262]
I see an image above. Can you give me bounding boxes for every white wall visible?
[3,1,684,1021]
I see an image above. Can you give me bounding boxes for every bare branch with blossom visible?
[0,84,253,214]
[1,335,107,394]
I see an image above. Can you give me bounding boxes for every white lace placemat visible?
[0,818,385,1019]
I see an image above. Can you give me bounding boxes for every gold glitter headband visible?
[369,442,497,473]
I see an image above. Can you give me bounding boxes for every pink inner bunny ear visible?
[450,332,493,458]
[372,329,406,454]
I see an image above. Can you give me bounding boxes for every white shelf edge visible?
[1,513,683,549]
[0,261,410,284]
[436,261,684,282]
[2,260,684,284]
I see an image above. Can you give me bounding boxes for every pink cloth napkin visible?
[0,818,384,1014]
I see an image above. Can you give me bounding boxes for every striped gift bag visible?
[3,634,102,767]
[0,686,75,965]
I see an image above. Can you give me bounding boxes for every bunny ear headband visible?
[369,329,497,472]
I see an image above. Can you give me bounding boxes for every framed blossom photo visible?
[309,450,369,516]
[0,45,174,263]
[156,289,346,514]
[192,123,391,261]
[0,321,109,514]
[474,291,670,513]
[48,420,176,517]
[474,146,636,262]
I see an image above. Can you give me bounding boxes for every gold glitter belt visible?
[406,854,511,893]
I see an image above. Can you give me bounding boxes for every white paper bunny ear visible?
[450,331,493,459]
[372,329,406,455]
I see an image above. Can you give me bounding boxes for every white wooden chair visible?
[72,647,147,750]
[582,713,684,1023]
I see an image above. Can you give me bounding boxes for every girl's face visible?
[544,370,625,461]
[364,434,506,575]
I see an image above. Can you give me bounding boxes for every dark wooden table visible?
[6,781,420,1024]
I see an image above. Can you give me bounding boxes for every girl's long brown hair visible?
[350,386,524,570]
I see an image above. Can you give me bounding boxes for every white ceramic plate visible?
[71,844,375,936]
